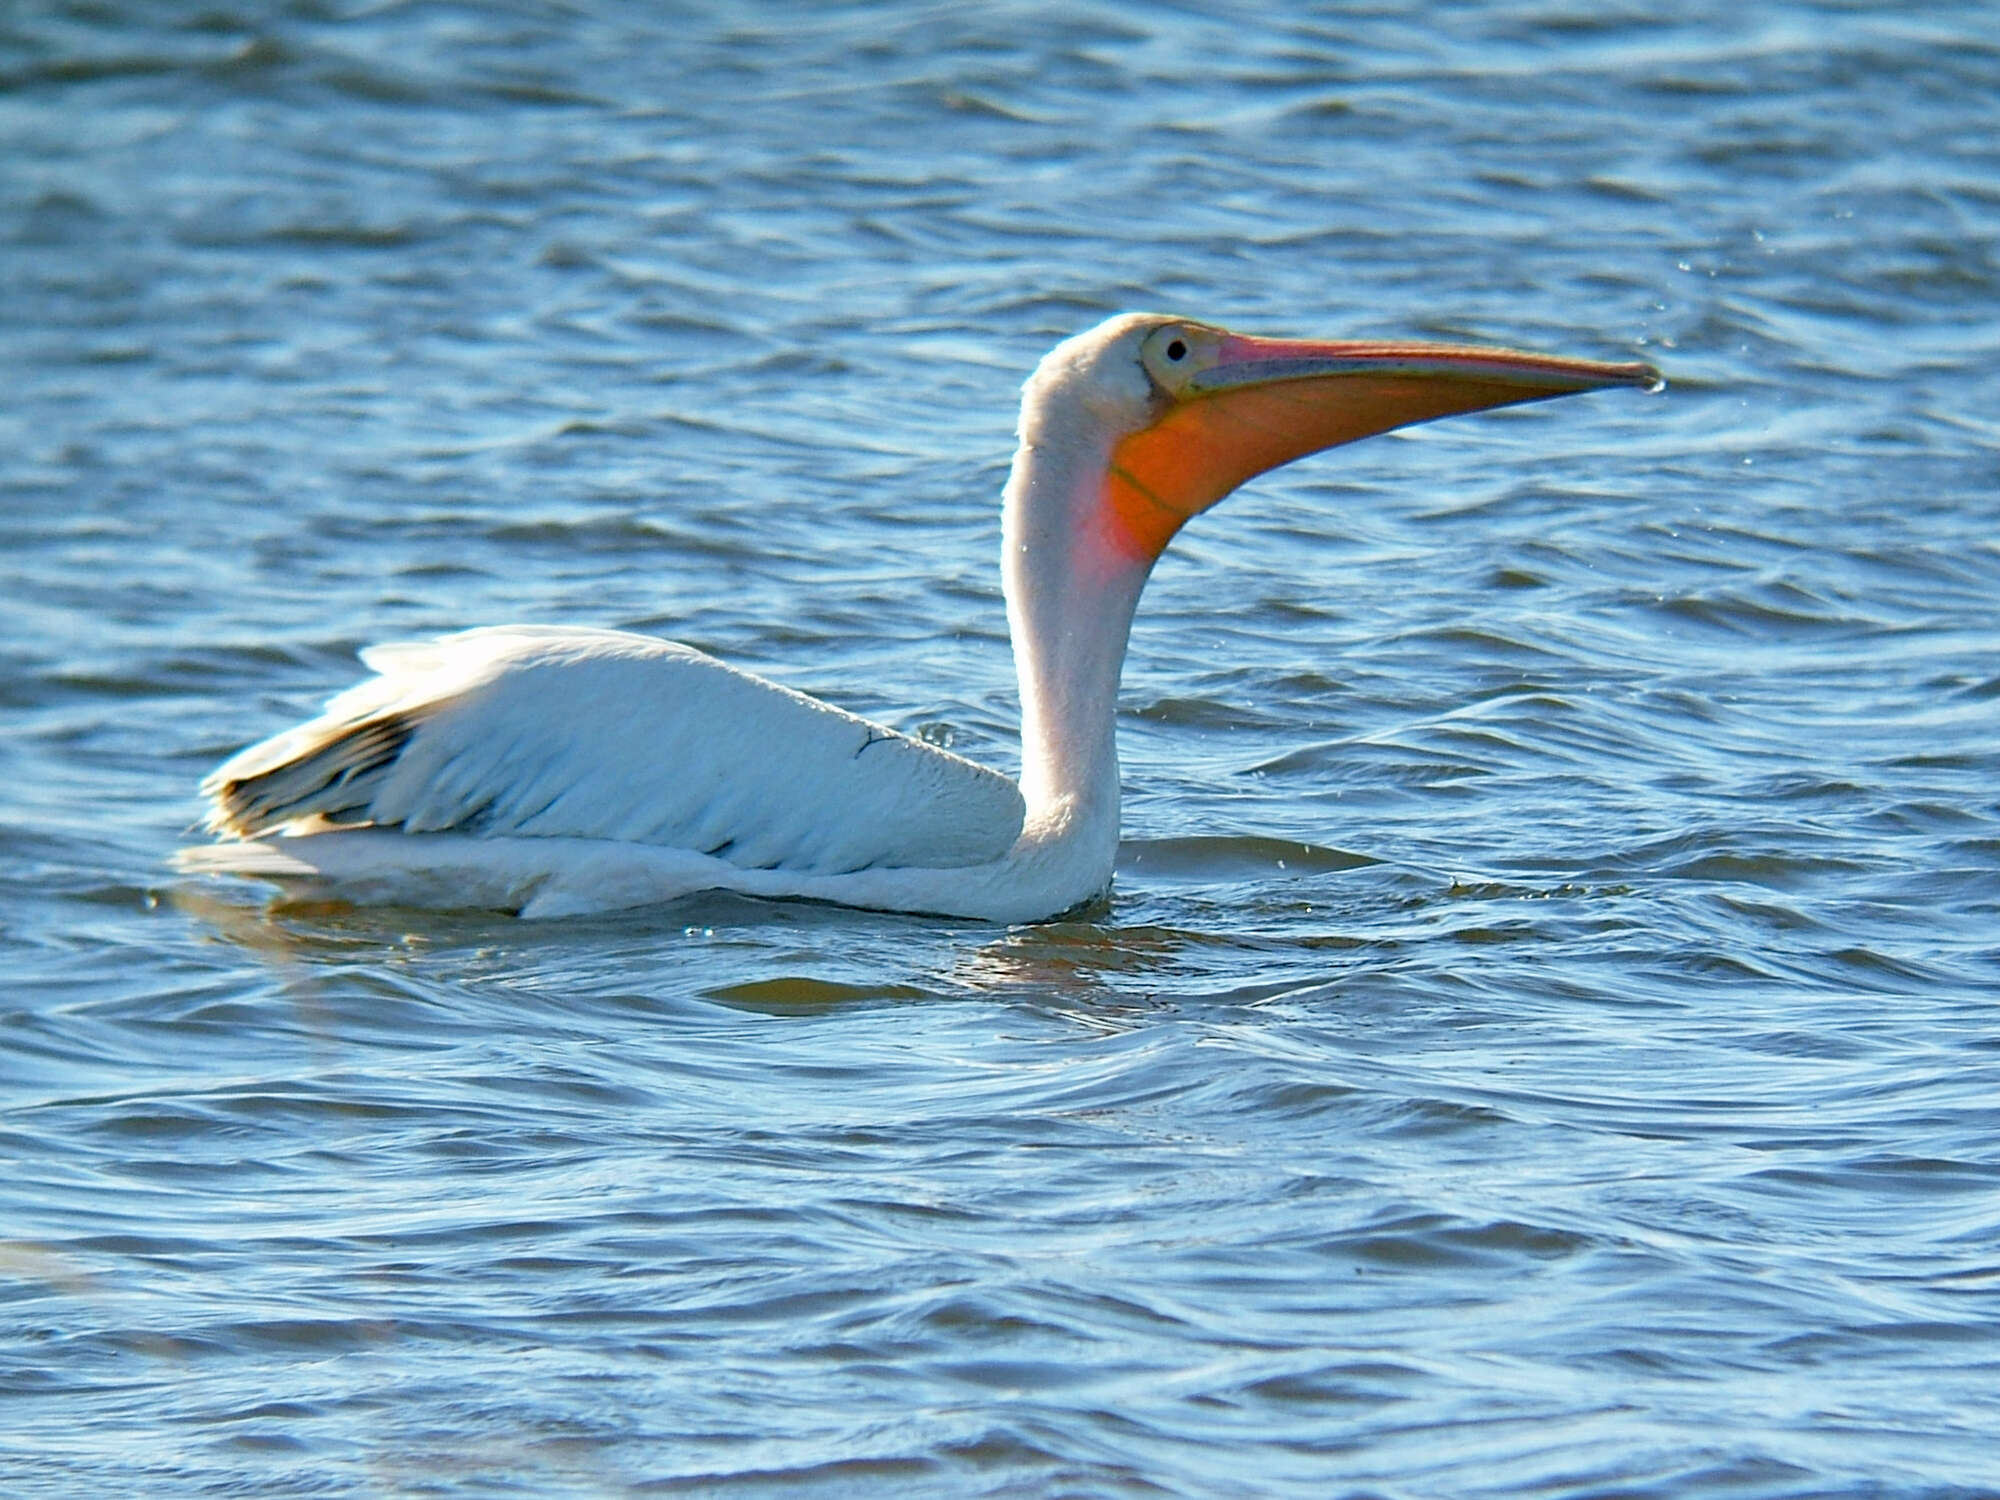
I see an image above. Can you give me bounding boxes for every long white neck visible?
[1000,415,1154,828]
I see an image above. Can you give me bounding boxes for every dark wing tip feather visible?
[205,713,419,838]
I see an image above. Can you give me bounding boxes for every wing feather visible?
[201,626,1025,874]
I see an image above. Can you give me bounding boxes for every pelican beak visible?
[1105,325,1662,558]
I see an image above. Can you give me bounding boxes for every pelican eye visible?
[1140,323,1213,392]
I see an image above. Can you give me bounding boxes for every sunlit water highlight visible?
[4,3,1999,1495]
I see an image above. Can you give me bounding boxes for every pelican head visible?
[1016,311,1661,564]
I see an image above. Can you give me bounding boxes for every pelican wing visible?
[201,626,1025,874]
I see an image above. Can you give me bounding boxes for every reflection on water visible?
[6,0,2000,1494]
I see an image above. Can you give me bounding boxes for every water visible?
[5,2,1999,1494]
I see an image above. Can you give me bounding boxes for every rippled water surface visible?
[6,2,2000,1495]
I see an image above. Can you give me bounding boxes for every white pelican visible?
[179,313,1658,921]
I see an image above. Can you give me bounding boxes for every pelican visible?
[178,313,1658,921]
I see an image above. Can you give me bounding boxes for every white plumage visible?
[204,627,1022,870]
[180,313,1655,920]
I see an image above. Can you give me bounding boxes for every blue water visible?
[5,2,2000,1495]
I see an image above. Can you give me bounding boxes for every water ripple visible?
[5,0,2000,1496]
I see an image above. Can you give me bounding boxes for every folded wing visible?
[201,626,1025,874]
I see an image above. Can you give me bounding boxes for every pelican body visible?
[180,314,1657,920]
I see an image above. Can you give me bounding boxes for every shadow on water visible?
[165,836,1402,1020]
[166,874,1201,1007]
